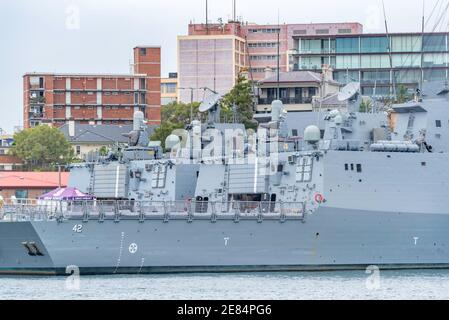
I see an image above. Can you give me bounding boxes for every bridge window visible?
[296,156,313,182]
[151,165,167,188]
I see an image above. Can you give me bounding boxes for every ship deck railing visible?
[0,199,307,223]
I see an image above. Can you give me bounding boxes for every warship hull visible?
[2,206,449,275]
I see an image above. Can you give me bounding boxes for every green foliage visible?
[151,73,257,148]
[395,85,410,104]
[150,122,184,150]
[220,74,257,130]
[10,125,74,170]
[161,101,206,125]
[98,146,109,156]
[359,100,373,113]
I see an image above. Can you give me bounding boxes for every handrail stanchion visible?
[302,202,307,223]
[233,201,240,223]
[82,201,89,222]
[163,201,169,223]
[187,200,193,223]
[98,201,105,223]
[211,202,217,223]
[114,201,120,223]
[138,201,144,223]
[280,201,286,223]
[257,202,263,223]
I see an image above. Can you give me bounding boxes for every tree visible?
[150,122,184,149]
[359,100,373,113]
[395,85,410,104]
[162,101,206,125]
[10,125,74,170]
[220,73,257,130]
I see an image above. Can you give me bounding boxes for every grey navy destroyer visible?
[2,80,449,275]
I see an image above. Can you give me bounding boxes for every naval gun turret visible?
[121,111,162,161]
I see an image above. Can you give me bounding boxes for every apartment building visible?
[177,21,362,103]
[23,46,161,129]
[161,72,178,105]
[290,32,449,96]
[177,22,247,103]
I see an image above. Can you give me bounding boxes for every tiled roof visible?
[0,155,23,164]
[259,71,340,85]
[0,172,69,188]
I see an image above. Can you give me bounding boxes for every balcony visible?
[258,97,313,105]
[29,97,46,104]
[29,112,44,119]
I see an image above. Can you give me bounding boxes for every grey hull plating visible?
[2,207,449,275]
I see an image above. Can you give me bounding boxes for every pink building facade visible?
[177,22,363,103]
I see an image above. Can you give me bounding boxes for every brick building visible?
[23,46,161,129]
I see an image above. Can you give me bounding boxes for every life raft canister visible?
[314,193,325,204]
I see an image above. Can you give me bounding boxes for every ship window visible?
[350,164,354,171]
[356,164,362,173]
[344,164,349,171]
[296,156,313,182]
[151,165,167,188]
[436,120,442,128]
[421,162,426,166]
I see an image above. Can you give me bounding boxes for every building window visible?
[361,37,389,53]
[76,146,81,155]
[336,37,360,53]
[338,29,352,34]
[436,120,442,128]
[293,30,307,35]
[345,164,349,171]
[140,48,147,55]
[15,189,28,199]
[423,35,446,52]
[292,129,298,136]
[356,164,362,173]
[315,29,329,35]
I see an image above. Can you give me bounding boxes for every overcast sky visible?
[0,0,446,133]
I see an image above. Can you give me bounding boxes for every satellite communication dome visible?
[199,93,222,113]
[338,82,360,102]
[329,109,340,118]
[165,134,181,151]
[271,100,284,122]
[304,125,321,144]
[334,115,343,125]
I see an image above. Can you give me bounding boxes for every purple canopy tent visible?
[38,187,94,201]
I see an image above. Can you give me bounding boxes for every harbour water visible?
[1,269,449,300]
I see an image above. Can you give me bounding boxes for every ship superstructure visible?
[1,81,449,275]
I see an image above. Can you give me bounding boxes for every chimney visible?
[322,64,334,82]
[68,120,75,137]
[264,67,275,80]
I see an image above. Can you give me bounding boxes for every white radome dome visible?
[165,134,181,150]
[304,125,321,144]
[334,115,343,125]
